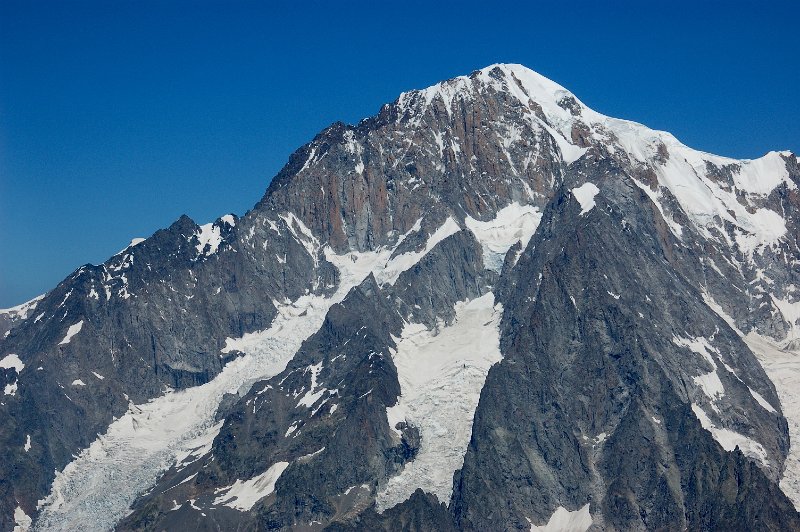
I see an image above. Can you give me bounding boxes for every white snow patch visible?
[71,379,86,387]
[195,223,223,255]
[298,447,325,461]
[529,503,592,532]
[701,292,741,334]
[91,372,105,380]
[220,214,236,227]
[296,362,328,409]
[24,434,31,452]
[171,472,198,490]
[385,403,405,438]
[0,354,24,373]
[58,321,84,346]
[571,183,599,215]
[750,388,778,414]
[213,461,289,511]
[285,421,299,438]
[266,218,281,234]
[691,403,768,466]
[59,290,74,308]
[673,335,725,404]
[343,484,368,496]
[377,293,502,511]
[465,203,542,272]
[401,218,423,243]
[13,505,32,532]
[692,371,725,402]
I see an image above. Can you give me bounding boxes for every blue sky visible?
[1,0,798,307]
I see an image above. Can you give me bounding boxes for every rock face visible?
[1,64,800,531]
[453,164,792,530]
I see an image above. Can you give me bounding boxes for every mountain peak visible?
[395,63,796,170]
[4,61,800,532]
[255,62,797,260]
[395,63,585,123]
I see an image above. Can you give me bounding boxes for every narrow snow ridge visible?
[377,293,502,511]
[0,294,44,321]
[116,238,145,256]
[58,321,84,346]
[373,217,461,286]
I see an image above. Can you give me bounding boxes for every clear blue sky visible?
[1,0,797,307]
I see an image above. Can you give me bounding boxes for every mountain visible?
[2,64,800,531]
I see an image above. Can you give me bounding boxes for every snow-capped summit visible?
[2,64,799,531]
